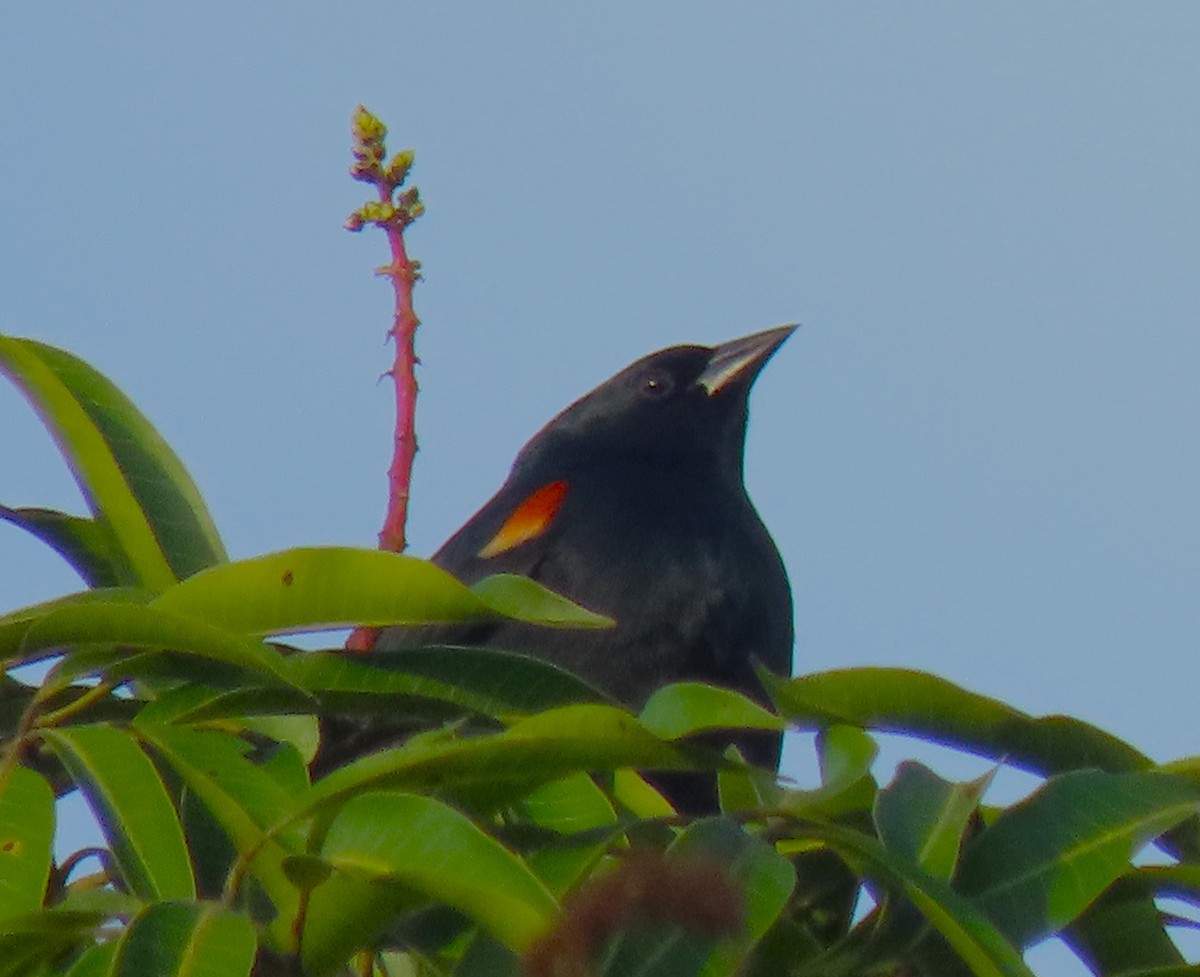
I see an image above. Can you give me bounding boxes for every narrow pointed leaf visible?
[0,767,54,920]
[0,506,130,587]
[763,667,1150,777]
[0,336,225,586]
[112,902,255,977]
[469,573,613,627]
[957,770,1200,946]
[42,725,195,901]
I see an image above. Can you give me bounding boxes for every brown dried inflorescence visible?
[523,850,745,977]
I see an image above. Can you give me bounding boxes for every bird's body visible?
[329,326,797,809]
[413,450,790,720]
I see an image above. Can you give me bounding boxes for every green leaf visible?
[298,874,426,977]
[151,547,605,635]
[875,763,991,880]
[309,704,705,813]
[469,573,613,627]
[717,746,784,814]
[43,726,195,902]
[311,793,557,960]
[59,941,118,977]
[0,506,130,588]
[0,336,226,587]
[0,767,54,921]
[112,902,256,977]
[18,602,303,692]
[763,667,1151,776]
[0,588,154,667]
[136,725,302,952]
[781,822,1034,977]
[957,770,1200,946]
[639,683,784,741]
[777,726,878,820]
[0,908,112,977]
[1064,879,1186,974]
[817,724,878,788]
[286,645,605,716]
[518,773,618,836]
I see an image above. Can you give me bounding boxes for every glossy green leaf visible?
[639,683,784,741]
[518,772,618,835]
[957,770,1200,946]
[43,726,194,902]
[0,767,54,920]
[0,336,225,587]
[112,902,255,977]
[151,547,607,636]
[18,602,302,691]
[0,506,129,588]
[469,572,613,627]
[319,792,557,949]
[763,667,1150,777]
[875,763,991,880]
[152,548,477,634]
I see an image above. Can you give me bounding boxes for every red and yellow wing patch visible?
[478,480,569,559]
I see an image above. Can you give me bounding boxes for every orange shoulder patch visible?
[478,480,569,559]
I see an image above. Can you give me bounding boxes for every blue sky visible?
[3,6,1199,972]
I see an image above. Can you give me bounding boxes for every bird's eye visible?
[639,369,674,399]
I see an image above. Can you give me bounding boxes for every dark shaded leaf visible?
[111,902,255,977]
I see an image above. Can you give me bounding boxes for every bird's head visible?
[519,325,797,478]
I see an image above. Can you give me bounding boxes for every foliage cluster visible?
[2,337,1199,976]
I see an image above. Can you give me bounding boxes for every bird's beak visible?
[697,324,798,396]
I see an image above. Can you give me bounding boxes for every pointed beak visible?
[696,324,798,396]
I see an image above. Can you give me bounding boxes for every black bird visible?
[331,326,796,809]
